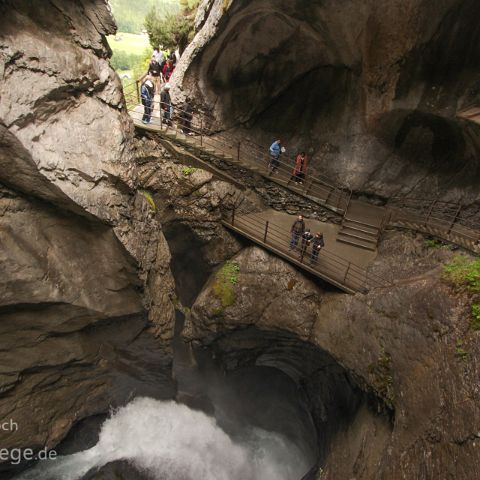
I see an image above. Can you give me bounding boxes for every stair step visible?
[344,215,382,230]
[339,227,378,243]
[337,234,377,251]
[342,219,379,235]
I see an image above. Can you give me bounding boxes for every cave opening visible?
[162,221,213,307]
[190,326,394,477]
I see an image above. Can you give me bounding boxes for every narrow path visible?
[223,209,387,294]
[128,95,480,256]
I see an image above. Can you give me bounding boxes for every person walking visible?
[148,55,162,95]
[163,59,175,82]
[154,47,164,65]
[160,83,172,126]
[180,97,194,134]
[292,152,308,184]
[289,215,305,251]
[310,232,325,265]
[140,77,154,124]
[269,140,284,173]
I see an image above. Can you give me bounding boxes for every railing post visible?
[425,200,436,227]
[448,204,462,234]
[159,100,163,129]
[344,262,351,283]
[263,221,269,243]
[135,80,140,104]
[231,207,235,226]
[304,179,312,195]
[343,189,353,211]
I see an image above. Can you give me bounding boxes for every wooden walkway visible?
[129,103,350,214]
[223,210,388,294]
[128,97,480,255]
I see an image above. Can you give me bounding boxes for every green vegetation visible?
[368,347,394,408]
[140,189,157,212]
[182,166,196,175]
[424,239,443,249]
[108,32,151,80]
[109,32,151,55]
[443,255,480,293]
[455,340,469,360]
[109,0,180,34]
[443,256,480,332]
[145,0,199,54]
[212,261,240,309]
[471,304,480,331]
[108,1,180,82]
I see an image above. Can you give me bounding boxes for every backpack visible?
[149,60,160,74]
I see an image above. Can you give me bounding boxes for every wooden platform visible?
[223,210,387,294]
[129,105,480,255]
[129,107,350,214]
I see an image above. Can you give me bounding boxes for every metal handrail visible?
[125,88,352,212]
[125,79,480,252]
[387,197,479,234]
[387,205,480,248]
[224,208,391,293]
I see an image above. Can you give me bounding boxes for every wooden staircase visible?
[337,200,386,251]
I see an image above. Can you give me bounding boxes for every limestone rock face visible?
[0,0,134,224]
[188,246,323,340]
[133,137,264,305]
[0,0,176,459]
[175,0,480,204]
[187,235,480,479]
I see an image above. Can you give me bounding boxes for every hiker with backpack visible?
[300,228,314,260]
[141,77,155,124]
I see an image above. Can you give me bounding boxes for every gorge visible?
[0,1,479,479]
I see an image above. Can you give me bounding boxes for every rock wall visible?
[0,0,176,462]
[175,0,480,205]
[185,236,480,479]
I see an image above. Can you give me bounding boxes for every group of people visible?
[148,48,177,91]
[289,215,325,265]
[140,46,194,132]
[140,76,173,125]
[269,140,308,185]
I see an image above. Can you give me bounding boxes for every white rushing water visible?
[16,397,309,480]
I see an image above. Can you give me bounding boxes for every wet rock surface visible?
[0,0,176,464]
[176,0,480,206]
[186,234,480,479]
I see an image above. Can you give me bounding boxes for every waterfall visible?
[16,397,309,480]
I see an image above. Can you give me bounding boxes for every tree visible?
[144,1,199,55]
[110,0,180,34]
